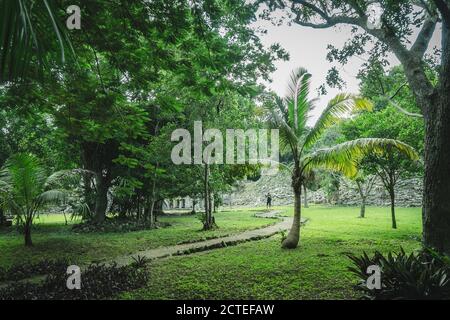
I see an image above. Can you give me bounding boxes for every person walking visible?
[266,193,272,209]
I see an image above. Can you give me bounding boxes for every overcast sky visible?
[252,10,442,123]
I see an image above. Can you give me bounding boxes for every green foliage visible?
[131,255,149,269]
[266,67,411,179]
[340,97,424,201]
[0,154,68,245]
[303,94,372,150]
[0,262,148,300]
[1,0,287,224]
[0,0,72,82]
[0,210,276,268]
[305,138,419,178]
[267,66,418,248]
[348,248,450,300]
[279,230,287,243]
[71,217,167,233]
[0,259,69,283]
[121,206,422,300]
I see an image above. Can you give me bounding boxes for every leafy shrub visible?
[0,259,69,282]
[0,262,148,300]
[280,231,287,244]
[131,255,148,268]
[347,247,450,300]
[72,217,170,233]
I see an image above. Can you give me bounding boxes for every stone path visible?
[114,210,300,266]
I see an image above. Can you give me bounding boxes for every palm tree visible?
[0,0,72,82]
[0,154,67,246]
[268,68,419,249]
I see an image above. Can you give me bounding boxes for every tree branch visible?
[411,16,438,57]
[389,82,408,100]
[291,0,329,20]
[432,0,450,25]
[289,0,436,112]
[389,99,424,118]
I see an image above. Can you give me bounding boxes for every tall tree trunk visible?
[24,221,32,246]
[94,174,109,224]
[423,96,450,251]
[136,195,141,221]
[143,197,150,222]
[0,208,4,225]
[203,164,211,230]
[191,199,197,215]
[204,164,209,215]
[155,200,163,220]
[423,24,450,253]
[360,197,366,219]
[149,199,156,227]
[303,185,309,208]
[209,192,213,215]
[389,188,397,229]
[203,164,216,230]
[282,166,302,249]
[83,173,95,219]
[356,181,366,218]
[148,162,159,227]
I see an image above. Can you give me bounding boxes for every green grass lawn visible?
[121,205,422,300]
[0,205,422,299]
[0,209,277,268]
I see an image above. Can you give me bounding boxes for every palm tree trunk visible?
[24,221,32,246]
[282,165,302,249]
[282,188,302,249]
[303,185,309,208]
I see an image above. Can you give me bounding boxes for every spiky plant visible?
[268,68,419,249]
[0,154,68,246]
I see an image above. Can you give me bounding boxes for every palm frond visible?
[303,94,373,150]
[0,0,73,82]
[0,178,11,193]
[45,169,95,188]
[2,153,47,207]
[70,202,92,220]
[267,98,300,155]
[303,138,419,178]
[274,110,300,156]
[37,189,67,205]
[286,67,313,135]
[250,159,294,174]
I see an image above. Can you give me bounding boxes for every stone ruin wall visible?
[226,171,423,208]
